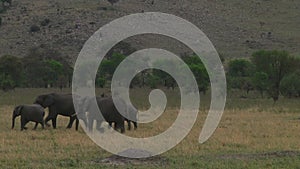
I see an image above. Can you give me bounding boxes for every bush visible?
[0,74,15,91]
[146,74,160,89]
[182,55,210,93]
[252,72,268,97]
[0,55,22,91]
[40,18,50,26]
[280,72,300,97]
[30,25,40,32]
[0,17,2,26]
[96,77,106,88]
[228,59,255,77]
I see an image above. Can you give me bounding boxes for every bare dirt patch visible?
[93,155,169,166]
[218,151,300,160]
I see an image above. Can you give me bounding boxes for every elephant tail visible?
[71,113,77,117]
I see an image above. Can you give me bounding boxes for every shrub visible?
[146,74,160,89]
[0,55,22,91]
[0,74,15,91]
[30,25,40,32]
[280,72,300,98]
[40,18,50,26]
[96,77,106,88]
[252,50,297,102]
[252,71,268,97]
[228,59,255,77]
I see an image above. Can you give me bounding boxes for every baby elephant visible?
[12,104,45,131]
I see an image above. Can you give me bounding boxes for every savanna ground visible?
[0,88,300,168]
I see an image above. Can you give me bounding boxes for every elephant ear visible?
[44,95,54,107]
[15,105,23,116]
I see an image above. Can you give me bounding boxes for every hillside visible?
[0,0,299,64]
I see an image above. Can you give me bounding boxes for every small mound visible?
[93,150,168,166]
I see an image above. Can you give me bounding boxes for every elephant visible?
[100,93,138,130]
[12,104,45,131]
[34,93,81,130]
[79,96,126,133]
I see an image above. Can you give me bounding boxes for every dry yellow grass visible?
[0,88,300,168]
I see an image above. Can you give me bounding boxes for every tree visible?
[228,59,255,77]
[23,47,73,88]
[182,55,209,94]
[227,59,255,94]
[98,52,126,80]
[252,50,297,102]
[152,59,177,90]
[252,72,268,98]
[280,71,300,98]
[146,74,160,89]
[44,60,64,88]
[189,64,209,94]
[0,74,15,91]
[22,55,47,87]
[22,55,67,88]
[0,55,22,91]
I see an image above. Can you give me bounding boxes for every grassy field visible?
[0,88,300,168]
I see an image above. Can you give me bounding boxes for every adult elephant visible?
[100,93,138,130]
[80,96,126,133]
[34,93,80,130]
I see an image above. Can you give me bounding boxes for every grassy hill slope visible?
[0,0,299,63]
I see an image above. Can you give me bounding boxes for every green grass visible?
[0,88,300,168]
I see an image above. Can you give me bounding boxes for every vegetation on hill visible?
[0,48,299,101]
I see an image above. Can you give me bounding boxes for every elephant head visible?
[12,105,23,129]
[34,94,55,108]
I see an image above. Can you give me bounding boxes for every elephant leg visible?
[45,115,52,127]
[133,121,138,130]
[40,121,45,129]
[120,123,125,133]
[108,122,113,129]
[126,119,132,130]
[115,122,125,133]
[20,117,28,131]
[75,118,79,131]
[67,116,76,128]
[33,122,38,130]
[51,115,58,129]
[113,122,117,131]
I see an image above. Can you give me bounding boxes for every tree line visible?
[227,50,300,101]
[0,47,73,91]
[0,49,299,101]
